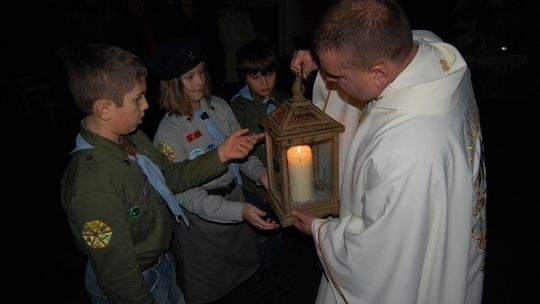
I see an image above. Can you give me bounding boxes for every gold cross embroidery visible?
[440,59,450,72]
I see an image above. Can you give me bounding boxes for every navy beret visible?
[147,36,202,80]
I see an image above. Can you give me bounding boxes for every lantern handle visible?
[292,69,306,102]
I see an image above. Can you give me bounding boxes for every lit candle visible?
[287,145,313,203]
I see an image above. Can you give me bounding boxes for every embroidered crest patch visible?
[128,206,142,221]
[206,144,216,152]
[157,141,175,161]
[82,220,113,249]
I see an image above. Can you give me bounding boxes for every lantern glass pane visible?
[313,139,332,201]
[271,140,282,197]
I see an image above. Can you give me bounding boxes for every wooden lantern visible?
[260,76,344,226]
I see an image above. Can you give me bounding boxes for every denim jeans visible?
[85,252,185,304]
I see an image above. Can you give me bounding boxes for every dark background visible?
[4,0,539,303]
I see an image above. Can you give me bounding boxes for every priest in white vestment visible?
[291,1,486,304]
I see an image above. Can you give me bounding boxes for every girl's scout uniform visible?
[154,97,266,303]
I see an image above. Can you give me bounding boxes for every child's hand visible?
[217,128,264,163]
[242,203,279,230]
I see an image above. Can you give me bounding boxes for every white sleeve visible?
[312,156,448,303]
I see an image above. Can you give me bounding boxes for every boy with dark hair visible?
[231,39,288,164]
[230,39,292,300]
[61,43,262,304]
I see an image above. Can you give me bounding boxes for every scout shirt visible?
[313,30,486,304]
[230,85,288,197]
[230,86,288,164]
[153,96,262,303]
[154,96,266,222]
[61,120,227,304]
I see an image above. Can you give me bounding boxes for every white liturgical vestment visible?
[312,31,486,304]
[312,73,361,185]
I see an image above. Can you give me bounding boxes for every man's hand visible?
[291,210,315,235]
[217,128,264,163]
[243,203,280,230]
[290,49,318,79]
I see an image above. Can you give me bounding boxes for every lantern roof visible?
[260,76,344,140]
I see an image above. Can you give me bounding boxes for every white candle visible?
[287,145,313,203]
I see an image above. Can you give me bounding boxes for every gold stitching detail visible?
[316,220,348,304]
[440,59,450,72]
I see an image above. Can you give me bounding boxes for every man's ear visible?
[94,99,113,120]
[370,63,391,89]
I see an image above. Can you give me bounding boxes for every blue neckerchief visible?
[231,84,276,114]
[71,133,94,154]
[265,98,276,113]
[230,84,251,102]
[194,107,243,186]
[72,133,189,226]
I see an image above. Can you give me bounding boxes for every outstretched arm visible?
[243,203,279,230]
[218,128,264,163]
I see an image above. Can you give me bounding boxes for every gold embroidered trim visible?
[316,220,348,304]
[440,59,450,72]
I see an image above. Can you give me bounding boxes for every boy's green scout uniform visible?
[61,121,227,303]
[230,87,288,196]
